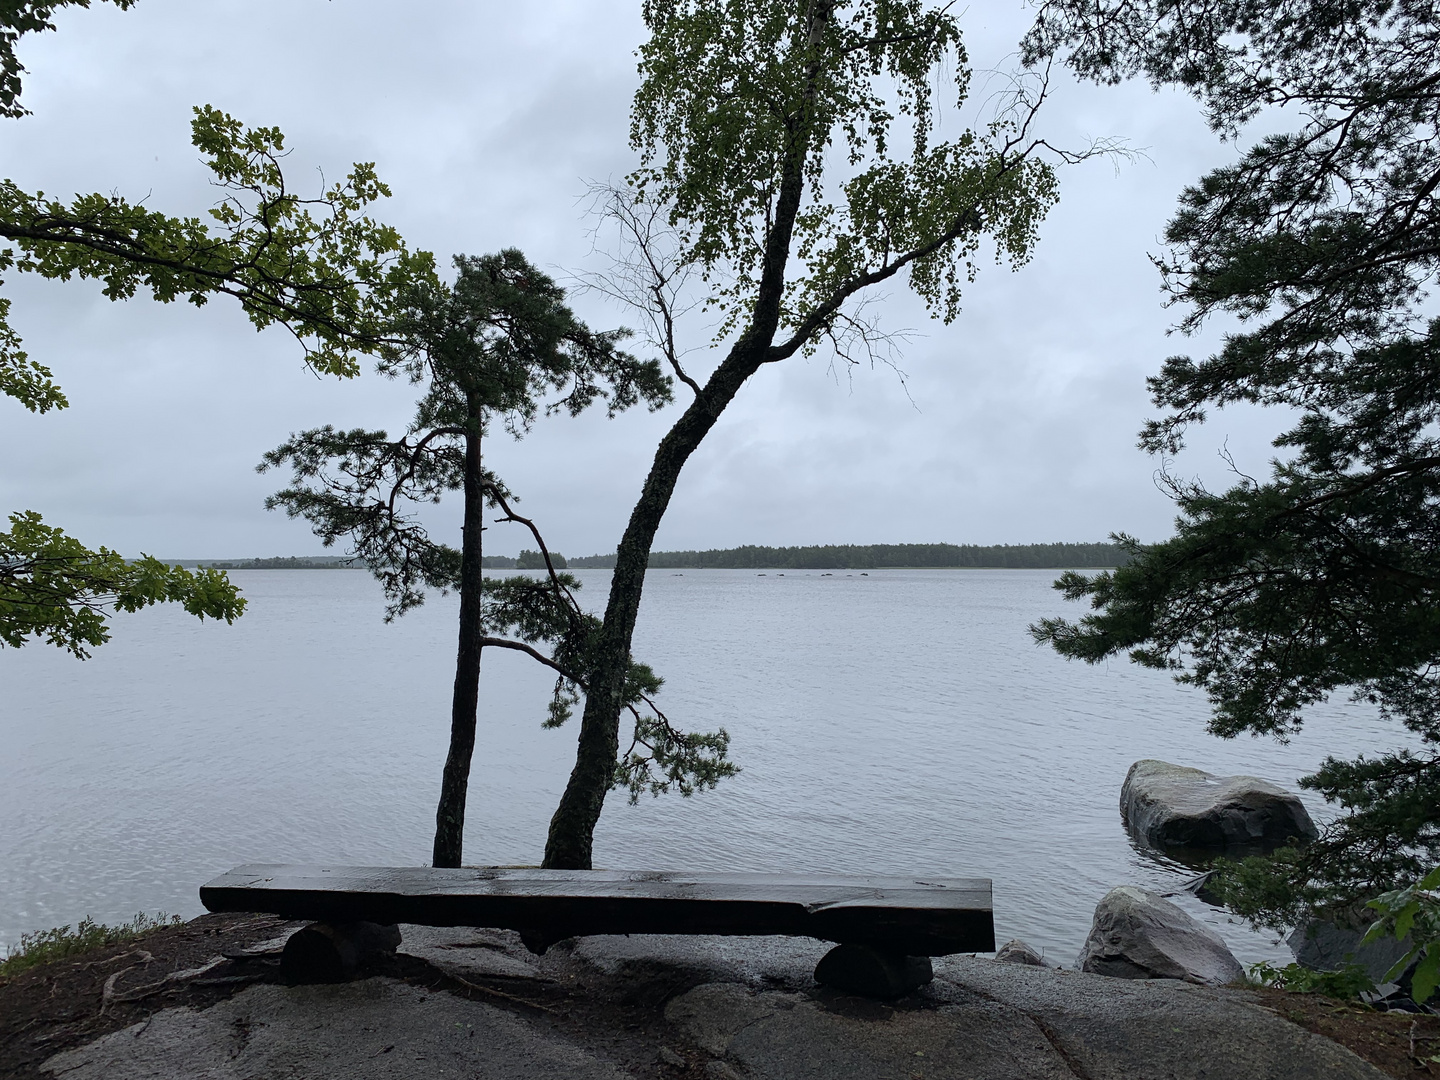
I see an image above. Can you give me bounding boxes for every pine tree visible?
[1026,0,1440,924]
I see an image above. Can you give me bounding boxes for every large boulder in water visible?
[1077,886,1245,985]
[1121,759,1318,852]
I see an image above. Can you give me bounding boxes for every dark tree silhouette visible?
[263,250,730,867]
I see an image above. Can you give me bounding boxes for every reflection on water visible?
[0,568,1417,965]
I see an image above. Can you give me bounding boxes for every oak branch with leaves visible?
[0,511,243,656]
[0,0,437,655]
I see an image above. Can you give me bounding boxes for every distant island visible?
[484,542,1128,570]
[184,556,360,570]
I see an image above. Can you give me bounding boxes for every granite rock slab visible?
[40,978,627,1080]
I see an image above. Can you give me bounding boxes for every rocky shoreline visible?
[1,911,1427,1080]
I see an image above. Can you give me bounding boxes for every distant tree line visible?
[245,544,1122,571]
[564,543,1128,570]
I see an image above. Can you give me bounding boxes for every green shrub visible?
[1248,960,1377,999]
[1364,866,1440,1002]
[0,913,181,978]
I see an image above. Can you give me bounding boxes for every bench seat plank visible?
[200,865,994,955]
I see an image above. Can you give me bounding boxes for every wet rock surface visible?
[933,955,1388,1080]
[665,979,1075,1080]
[397,924,546,981]
[1122,759,1318,853]
[1077,885,1247,985]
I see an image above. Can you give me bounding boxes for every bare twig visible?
[447,971,557,1013]
[479,636,581,680]
[574,182,710,407]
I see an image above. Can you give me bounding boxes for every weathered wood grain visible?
[200,866,994,956]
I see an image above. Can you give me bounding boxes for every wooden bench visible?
[200,865,995,998]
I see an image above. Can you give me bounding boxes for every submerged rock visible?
[1121,759,1318,853]
[994,939,1053,967]
[1077,885,1245,985]
[1289,919,1415,984]
[1176,870,1227,907]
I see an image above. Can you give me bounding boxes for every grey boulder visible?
[1078,885,1246,985]
[1122,759,1318,852]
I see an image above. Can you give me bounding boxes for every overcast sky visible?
[0,0,1283,558]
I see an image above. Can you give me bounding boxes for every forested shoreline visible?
[485,542,1128,570]
[173,544,1125,570]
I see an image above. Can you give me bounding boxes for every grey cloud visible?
[0,0,1283,558]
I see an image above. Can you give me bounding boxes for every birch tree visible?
[543,0,1097,868]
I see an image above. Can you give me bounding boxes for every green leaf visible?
[1396,901,1420,942]
[1412,948,1440,1004]
[1382,948,1421,986]
[1361,916,1389,946]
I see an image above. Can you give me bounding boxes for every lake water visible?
[0,568,1413,966]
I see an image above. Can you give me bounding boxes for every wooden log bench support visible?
[200,865,994,999]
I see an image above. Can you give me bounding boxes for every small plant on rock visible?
[0,913,180,978]
[1248,960,1376,1000]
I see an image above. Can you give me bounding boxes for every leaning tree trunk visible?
[542,156,811,869]
[540,367,752,868]
[432,428,485,868]
[541,7,833,870]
